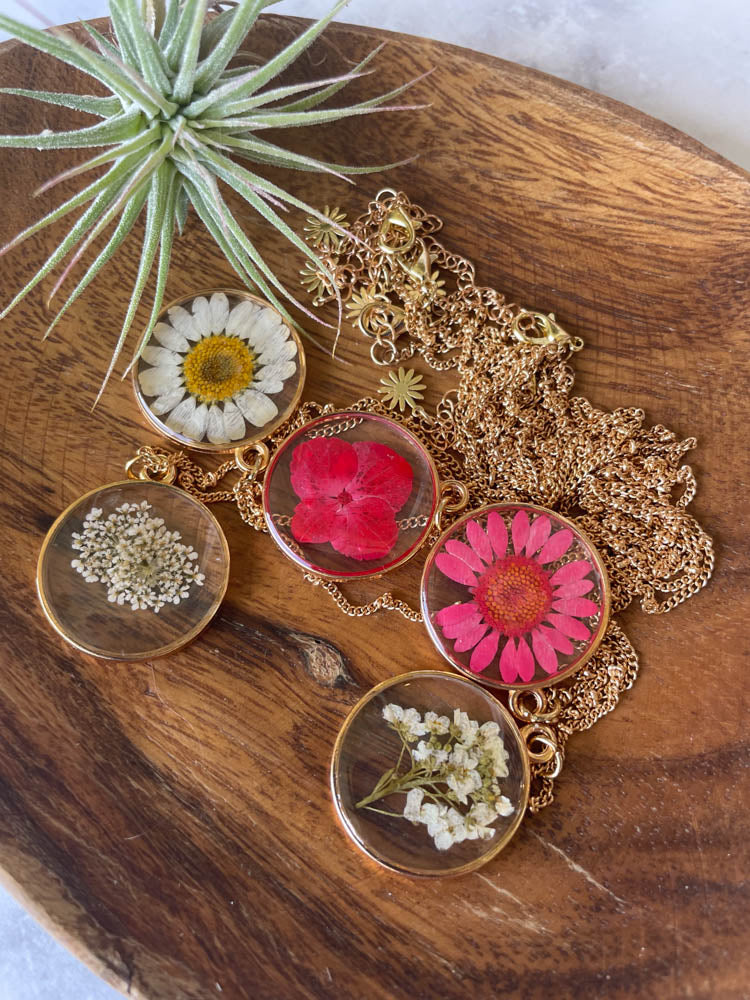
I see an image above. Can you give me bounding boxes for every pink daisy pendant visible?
[421,504,610,689]
[263,412,439,580]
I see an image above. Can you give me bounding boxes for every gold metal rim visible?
[330,669,531,878]
[419,502,612,691]
[262,410,441,582]
[132,287,307,455]
[36,479,231,662]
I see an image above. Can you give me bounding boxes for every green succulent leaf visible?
[278,42,385,112]
[191,0,272,94]
[0,0,424,392]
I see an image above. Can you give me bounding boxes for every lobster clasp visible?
[510,310,584,351]
[377,204,416,256]
[397,239,432,284]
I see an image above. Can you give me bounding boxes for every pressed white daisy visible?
[137,292,299,447]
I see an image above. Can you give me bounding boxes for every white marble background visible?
[0,1,748,998]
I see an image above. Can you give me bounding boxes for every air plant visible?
[0,0,423,396]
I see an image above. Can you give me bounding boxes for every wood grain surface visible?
[1,15,748,1000]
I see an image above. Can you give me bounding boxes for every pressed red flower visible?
[290,437,413,561]
[434,509,600,683]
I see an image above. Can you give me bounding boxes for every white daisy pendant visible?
[134,290,305,452]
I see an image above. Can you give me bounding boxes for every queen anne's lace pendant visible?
[37,480,229,661]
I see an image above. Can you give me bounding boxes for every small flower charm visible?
[303,206,348,251]
[378,367,426,412]
[299,258,334,304]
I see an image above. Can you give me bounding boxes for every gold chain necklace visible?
[122,189,714,817]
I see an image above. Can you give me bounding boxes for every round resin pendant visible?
[421,504,610,690]
[331,671,529,877]
[37,480,229,661]
[263,411,439,580]
[134,289,305,453]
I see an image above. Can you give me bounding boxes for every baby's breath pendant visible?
[331,671,530,876]
[37,480,229,661]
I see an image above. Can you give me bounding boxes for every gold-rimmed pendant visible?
[420,503,610,690]
[133,287,306,456]
[261,410,465,582]
[37,479,230,661]
[330,670,530,877]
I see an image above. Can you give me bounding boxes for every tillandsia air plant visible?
[0,0,424,396]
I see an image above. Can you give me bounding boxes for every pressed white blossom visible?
[431,807,469,851]
[477,721,501,741]
[139,292,297,445]
[360,702,518,852]
[495,796,514,818]
[381,703,427,742]
[382,704,404,725]
[483,737,510,779]
[412,741,449,767]
[464,803,497,841]
[424,711,450,735]
[446,745,483,804]
[403,788,425,823]
[452,708,479,748]
[70,501,205,613]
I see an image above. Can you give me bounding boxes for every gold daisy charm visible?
[299,259,333,304]
[378,368,427,412]
[303,206,348,251]
[345,286,387,325]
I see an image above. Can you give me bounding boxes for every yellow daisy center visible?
[183,335,254,403]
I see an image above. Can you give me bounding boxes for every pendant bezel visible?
[330,669,531,877]
[37,479,230,661]
[262,410,440,582]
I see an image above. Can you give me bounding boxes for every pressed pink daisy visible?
[433,509,601,684]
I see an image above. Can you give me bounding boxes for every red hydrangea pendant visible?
[421,504,610,689]
[263,412,439,579]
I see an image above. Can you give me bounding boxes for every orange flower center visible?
[475,555,553,637]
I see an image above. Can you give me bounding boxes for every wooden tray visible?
[1,15,748,1000]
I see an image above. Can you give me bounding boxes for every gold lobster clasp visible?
[377,204,416,256]
[510,310,584,352]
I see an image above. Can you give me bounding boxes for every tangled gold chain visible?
[128,190,713,811]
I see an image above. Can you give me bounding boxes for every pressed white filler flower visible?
[70,500,205,613]
[137,291,298,445]
[358,702,517,851]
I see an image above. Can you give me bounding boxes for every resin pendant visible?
[331,670,530,876]
[134,289,306,453]
[263,411,439,580]
[421,503,610,690]
[37,480,229,661]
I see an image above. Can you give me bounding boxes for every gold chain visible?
[128,190,713,810]
[295,190,714,809]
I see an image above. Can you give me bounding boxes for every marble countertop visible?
[0,1,747,998]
